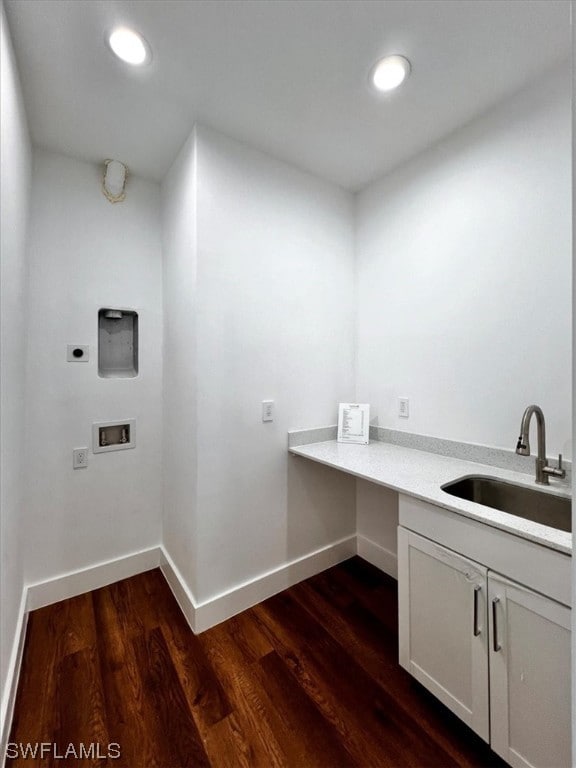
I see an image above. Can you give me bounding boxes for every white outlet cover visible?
[67,345,89,362]
[398,397,410,418]
[73,448,89,468]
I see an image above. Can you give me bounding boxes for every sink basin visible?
[441,476,571,533]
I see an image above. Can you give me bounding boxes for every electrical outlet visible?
[398,398,410,418]
[262,400,274,422]
[73,448,89,469]
[67,345,89,362]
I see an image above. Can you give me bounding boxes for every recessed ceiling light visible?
[370,55,411,92]
[108,27,151,66]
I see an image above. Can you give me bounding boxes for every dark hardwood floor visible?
[7,557,507,768]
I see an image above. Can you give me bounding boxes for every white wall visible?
[0,0,32,720]
[161,130,198,595]
[356,480,398,578]
[162,125,357,604]
[571,6,575,762]
[356,68,572,459]
[23,149,163,586]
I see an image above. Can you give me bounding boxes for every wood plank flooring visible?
[7,557,507,768]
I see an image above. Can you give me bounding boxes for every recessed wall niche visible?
[92,419,136,453]
[98,308,138,378]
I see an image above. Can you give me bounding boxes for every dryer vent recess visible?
[98,308,138,378]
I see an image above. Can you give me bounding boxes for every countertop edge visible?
[289,441,572,557]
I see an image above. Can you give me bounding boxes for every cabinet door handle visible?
[473,585,481,636]
[492,597,501,652]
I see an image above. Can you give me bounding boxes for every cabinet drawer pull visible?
[492,597,501,652]
[473,585,481,636]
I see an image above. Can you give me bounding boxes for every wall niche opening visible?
[98,308,138,378]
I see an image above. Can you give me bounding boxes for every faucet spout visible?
[517,404,545,459]
[515,405,565,485]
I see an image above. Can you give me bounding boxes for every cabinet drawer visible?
[399,495,571,607]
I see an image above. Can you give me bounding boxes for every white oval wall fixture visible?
[102,159,128,203]
[370,55,411,92]
[108,27,151,66]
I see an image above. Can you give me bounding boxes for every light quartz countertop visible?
[289,439,572,556]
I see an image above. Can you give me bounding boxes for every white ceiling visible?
[5,0,571,190]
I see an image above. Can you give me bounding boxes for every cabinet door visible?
[398,527,489,741]
[488,573,571,768]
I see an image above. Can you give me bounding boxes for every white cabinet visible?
[488,573,571,768]
[398,526,571,768]
[398,528,489,740]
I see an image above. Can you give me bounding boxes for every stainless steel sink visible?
[441,476,571,533]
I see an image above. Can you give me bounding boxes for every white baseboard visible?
[2,533,364,758]
[26,546,163,612]
[193,535,357,633]
[160,535,359,634]
[356,534,398,579]
[160,535,357,635]
[159,547,197,633]
[0,591,28,762]
[2,545,164,763]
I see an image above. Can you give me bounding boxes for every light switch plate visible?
[262,400,274,422]
[398,397,410,418]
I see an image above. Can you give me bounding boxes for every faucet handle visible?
[543,453,566,479]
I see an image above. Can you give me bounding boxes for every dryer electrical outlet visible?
[67,345,89,362]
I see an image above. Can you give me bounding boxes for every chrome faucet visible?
[515,405,566,485]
